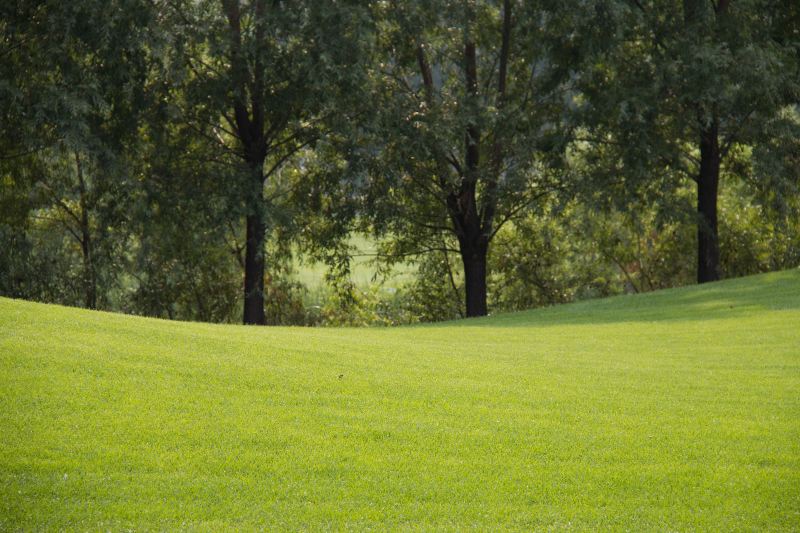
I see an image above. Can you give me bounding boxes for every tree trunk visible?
[243,173,266,325]
[697,121,721,283]
[459,238,488,318]
[75,152,96,309]
[457,33,488,319]
[80,220,96,310]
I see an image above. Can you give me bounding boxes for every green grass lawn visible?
[2,270,799,530]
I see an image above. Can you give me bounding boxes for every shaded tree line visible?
[1,0,798,324]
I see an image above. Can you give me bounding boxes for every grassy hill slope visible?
[2,270,799,530]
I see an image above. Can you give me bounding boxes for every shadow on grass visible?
[429,269,800,328]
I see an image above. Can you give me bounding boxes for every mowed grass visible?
[1,271,799,530]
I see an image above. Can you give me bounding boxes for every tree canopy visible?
[1,0,798,325]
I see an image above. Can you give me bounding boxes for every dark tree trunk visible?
[688,0,727,284]
[461,244,488,318]
[456,35,489,319]
[243,177,266,325]
[80,221,96,310]
[223,0,270,325]
[75,152,96,309]
[697,121,721,283]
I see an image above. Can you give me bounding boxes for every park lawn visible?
[1,270,799,530]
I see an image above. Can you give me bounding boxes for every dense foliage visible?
[1,0,798,325]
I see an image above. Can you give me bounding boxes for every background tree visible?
[574,0,800,283]
[360,0,572,317]
[0,0,152,308]
[162,0,366,324]
[1,0,797,326]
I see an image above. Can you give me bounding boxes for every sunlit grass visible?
[1,270,799,529]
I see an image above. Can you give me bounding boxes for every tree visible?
[575,0,800,283]
[162,0,365,324]
[360,0,570,317]
[0,0,152,308]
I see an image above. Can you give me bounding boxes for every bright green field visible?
[2,271,799,530]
